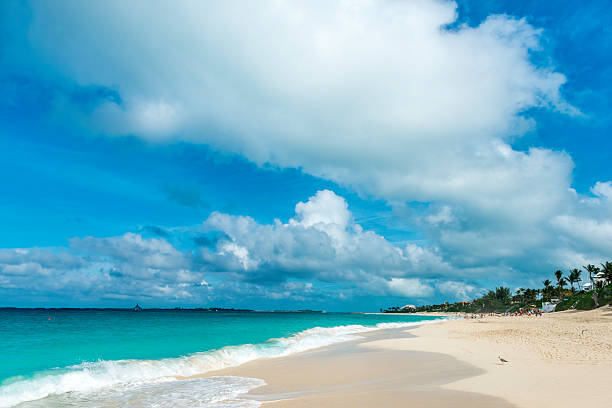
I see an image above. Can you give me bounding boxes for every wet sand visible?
[205,306,612,407]
[208,328,516,407]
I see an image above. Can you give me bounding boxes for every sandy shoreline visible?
[205,306,612,407]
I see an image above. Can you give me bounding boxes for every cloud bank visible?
[0,191,460,306]
[2,187,609,307]
[2,0,611,304]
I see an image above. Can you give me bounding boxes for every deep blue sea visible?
[0,309,444,407]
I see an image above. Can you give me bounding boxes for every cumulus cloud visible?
[426,206,455,226]
[198,190,449,298]
[70,233,188,276]
[0,191,455,304]
[5,0,612,300]
[436,281,482,301]
[551,216,612,257]
[0,248,84,271]
[3,188,609,306]
[0,235,205,304]
[387,278,434,297]
[26,1,574,206]
[591,181,612,199]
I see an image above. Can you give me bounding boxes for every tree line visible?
[383,261,612,314]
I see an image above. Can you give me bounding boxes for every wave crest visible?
[0,318,443,407]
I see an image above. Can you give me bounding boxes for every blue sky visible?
[0,0,611,311]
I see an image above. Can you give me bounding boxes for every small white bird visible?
[498,356,509,363]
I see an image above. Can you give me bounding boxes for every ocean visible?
[0,309,444,407]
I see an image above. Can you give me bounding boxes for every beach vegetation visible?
[541,279,554,301]
[555,283,612,311]
[601,262,612,283]
[583,264,600,290]
[568,269,581,294]
[383,263,612,314]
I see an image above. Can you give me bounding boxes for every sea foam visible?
[13,376,265,408]
[0,318,443,407]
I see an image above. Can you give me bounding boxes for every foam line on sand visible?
[211,307,612,407]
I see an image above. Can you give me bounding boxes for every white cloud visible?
[551,215,612,256]
[23,0,603,271]
[29,1,573,205]
[591,181,612,199]
[131,100,184,138]
[0,235,206,303]
[436,280,481,301]
[9,0,612,295]
[218,242,255,271]
[1,191,452,303]
[387,278,434,297]
[426,206,454,226]
[290,189,352,247]
[199,190,451,297]
[1,262,50,276]
[70,232,188,275]
[2,188,611,306]
[292,189,351,229]
[0,248,84,269]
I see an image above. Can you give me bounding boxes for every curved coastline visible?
[215,307,612,407]
[0,316,446,407]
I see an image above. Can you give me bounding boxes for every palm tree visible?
[515,288,525,303]
[568,270,575,293]
[568,268,581,294]
[494,287,511,304]
[583,264,599,291]
[526,288,539,302]
[558,277,567,298]
[574,268,582,291]
[601,261,612,284]
[542,279,553,300]
[554,270,564,297]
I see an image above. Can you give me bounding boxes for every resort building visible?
[583,272,608,291]
[594,272,607,285]
[541,302,557,312]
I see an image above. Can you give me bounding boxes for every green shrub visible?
[555,284,612,311]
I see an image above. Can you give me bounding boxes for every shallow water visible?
[0,309,443,407]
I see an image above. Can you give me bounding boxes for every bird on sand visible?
[498,356,509,364]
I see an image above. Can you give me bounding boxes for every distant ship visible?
[133,304,143,311]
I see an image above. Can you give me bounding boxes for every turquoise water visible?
[0,309,444,407]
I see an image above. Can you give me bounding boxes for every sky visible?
[0,0,611,311]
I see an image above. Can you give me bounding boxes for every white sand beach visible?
[211,306,612,407]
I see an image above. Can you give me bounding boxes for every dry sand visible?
[392,306,612,407]
[208,306,612,407]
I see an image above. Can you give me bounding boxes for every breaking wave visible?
[0,319,444,407]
